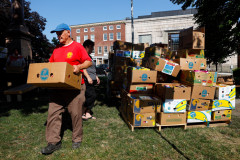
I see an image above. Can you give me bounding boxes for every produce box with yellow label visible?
[187,110,212,123]
[127,109,156,127]
[212,110,232,121]
[162,99,187,113]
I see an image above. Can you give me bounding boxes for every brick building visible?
[70,21,125,65]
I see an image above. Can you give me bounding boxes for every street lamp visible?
[131,0,134,51]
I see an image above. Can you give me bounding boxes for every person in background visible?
[82,39,100,120]
[6,48,26,71]
[41,23,92,155]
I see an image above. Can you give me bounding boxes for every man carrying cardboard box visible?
[41,23,92,155]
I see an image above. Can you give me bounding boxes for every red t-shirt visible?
[49,41,91,84]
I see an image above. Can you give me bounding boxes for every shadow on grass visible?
[154,129,190,160]
[0,88,49,118]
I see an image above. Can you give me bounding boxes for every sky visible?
[28,0,183,42]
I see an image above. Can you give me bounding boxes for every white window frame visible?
[76,36,80,43]
[84,28,88,32]
[109,33,114,41]
[110,46,113,51]
[103,33,107,41]
[84,35,88,41]
[109,25,113,30]
[91,35,95,42]
[103,26,107,30]
[117,32,121,40]
[104,46,108,53]
[98,46,102,54]
[76,29,80,33]
[90,27,95,32]
[116,25,121,29]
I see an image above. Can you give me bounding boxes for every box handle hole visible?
[50,73,54,77]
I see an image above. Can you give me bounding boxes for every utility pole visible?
[131,0,134,52]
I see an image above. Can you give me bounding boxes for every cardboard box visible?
[188,99,210,111]
[212,110,232,121]
[114,56,132,66]
[180,70,217,87]
[127,84,154,94]
[115,50,131,57]
[191,86,216,100]
[162,99,187,113]
[210,98,235,111]
[179,27,205,49]
[127,94,162,113]
[174,58,200,70]
[156,112,187,125]
[132,51,145,59]
[27,62,82,89]
[127,111,156,127]
[127,67,157,84]
[148,57,180,77]
[215,84,236,100]
[145,46,168,58]
[176,49,205,59]
[187,110,212,123]
[155,83,191,100]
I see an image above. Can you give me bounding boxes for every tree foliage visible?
[0,0,53,59]
[170,0,240,68]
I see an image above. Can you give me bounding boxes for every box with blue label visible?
[174,58,206,70]
[127,110,156,127]
[187,110,212,123]
[212,110,232,121]
[27,62,82,89]
[180,70,217,87]
[191,86,216,100]
[210,98,235,111]
[176,49,205,59]
[127,84,154,94]
[115,50,131,57]
[127,67,157,84]
[162,99,187,113]
[155,83,191,100]
[156,112,187,125]
[189,99,210,111]
[127,95,162,113]
[148,57,180,77]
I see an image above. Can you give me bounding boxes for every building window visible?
[109,33,114,41]
[110,46,113,51]
[84,28,88,32]
[91,35,95,42]
[76,29,80,33]
[104,46,108,53]
[103,33,107,41]
[98,46,102,54]
[109,25,113,30]
[92,47,95,53]
[76,36,80,43]
[84,35,88,41]
[90,27,95,32]
[116,25,121,29]
[103,26,107,30]
[168,33,179,51]
[139,34,152,45]
[117,32,121,40]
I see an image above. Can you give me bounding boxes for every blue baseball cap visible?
[50,23,71,33]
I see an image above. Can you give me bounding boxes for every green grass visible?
[0,78,240,160]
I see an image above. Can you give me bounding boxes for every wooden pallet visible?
[156,123,187,131]
[186,122,209,129]
[208,120,231,127]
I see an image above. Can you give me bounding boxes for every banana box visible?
[127,84,154,94]
[127,106,156,127]
[180,70,217,87]
[156,112,187,125]
[212,110,232,121]
[176,49,205,59]
[127,67,157,84]
[115,50,124,57]
[174,58,206,70]
[191,86,216,100]
[162,99,187,113]
[148,57,180,77]
[215,84,236,100]
[155,83,191,100]
[145,46,168,58]
[127,95,162,113]
[132,51,145,59]
[189,99,210,111]
[210,98,235,111]
[187,110,212,123]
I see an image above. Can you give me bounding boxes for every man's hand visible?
[96,76,100,85]
[87,77,93,84]
[73,65,81,74]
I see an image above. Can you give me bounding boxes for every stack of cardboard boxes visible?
[111,27,236,130]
